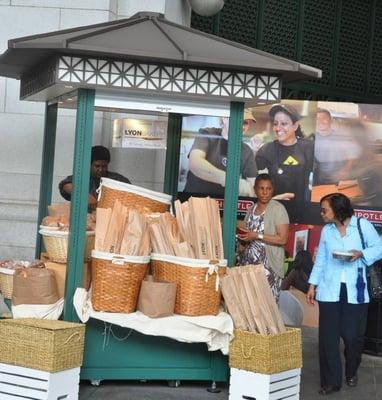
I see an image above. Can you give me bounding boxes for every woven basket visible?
[151,254,227,316]
[91,250,149,313]
[97,178,172,213]
[0,318,85,372]
[0,268,15,299]
[39,229,95,263]
[229,328,302,374]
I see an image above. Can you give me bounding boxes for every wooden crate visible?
[229,367,301,400]
[0,363,80,399]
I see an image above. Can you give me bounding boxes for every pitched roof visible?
[0,12,321,82]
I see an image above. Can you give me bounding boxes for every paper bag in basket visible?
[137,276,176,318]
[12,268,59,306]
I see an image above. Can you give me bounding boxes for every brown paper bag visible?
[12,268,59,305]
[137,277,177,318]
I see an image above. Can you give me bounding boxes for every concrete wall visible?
[0,0,190,259]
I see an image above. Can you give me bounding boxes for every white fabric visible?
[12,298,64,320]
[151,253,227,268]
[91,251,150,264]
[99,178,172,204]
[73,288,233,354]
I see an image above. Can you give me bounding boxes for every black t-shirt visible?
[184,135,257,196]
[255,139,314,202]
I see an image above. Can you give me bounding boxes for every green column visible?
[63,88,95,322]
[35,102,58,259]
[222,102,244,267]
[163,113,182,198]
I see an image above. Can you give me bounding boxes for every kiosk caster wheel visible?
[90,379,102,386]
[207,381,221,393]
[167,379,181,388]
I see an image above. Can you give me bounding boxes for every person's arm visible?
[238,223,288,246]
[281,269,296,290]
[353,218,382,264]
[306,229,327,304]
[58,175,97,209]
[188,149,226,186]
[58,176,73,201]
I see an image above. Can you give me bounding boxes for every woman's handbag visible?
[357,218,382,301]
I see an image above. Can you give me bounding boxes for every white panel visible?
[11,0,112,9]
[95,93,230,117]
[0,77,5,112]
[59,8,110,29]
[118,0,165,18]
[0,6,60,52]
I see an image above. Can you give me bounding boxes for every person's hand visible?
[237,230,259,242]
[306,284,316,305]
[272,192,295,201]
[239,179,252,196]
[88,194,98,211]
[349,250,363,262]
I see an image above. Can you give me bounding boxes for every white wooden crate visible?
[229,367,301,400]
[0,363,80,400]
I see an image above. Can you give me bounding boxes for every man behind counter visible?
[59,145,131,209]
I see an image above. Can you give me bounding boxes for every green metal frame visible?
[35,102,58,258]
[80,319,228,381]
[163,113,183,198]
[51,94,230,381]
[223,102,244,266]
[64,88,95,322]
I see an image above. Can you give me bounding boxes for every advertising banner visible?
[112,118,167,149]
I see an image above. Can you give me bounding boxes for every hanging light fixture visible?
[188,0,225,17]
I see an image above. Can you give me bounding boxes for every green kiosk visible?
[0,12,320,387]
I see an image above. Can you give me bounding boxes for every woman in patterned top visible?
[237,173,290,302]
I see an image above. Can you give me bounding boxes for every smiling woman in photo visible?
[255,104,314,203]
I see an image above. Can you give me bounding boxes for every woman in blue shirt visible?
[306,193,382,395]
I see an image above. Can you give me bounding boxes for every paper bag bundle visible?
[95,200,150,256]
[220,265,286,334]
[148,212,195,258]
[148,196,223,259]
[137,275,177,318]
[12,268,59,306]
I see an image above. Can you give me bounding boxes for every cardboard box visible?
[43,255,91,298]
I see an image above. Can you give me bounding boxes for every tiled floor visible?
[79,327,382,399]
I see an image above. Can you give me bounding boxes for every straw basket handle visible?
[206,260,220,291]
[111,256,126,265]
[64,331,83,344]
[240,343,256,359]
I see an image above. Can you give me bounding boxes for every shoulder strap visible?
[357,217,366,250]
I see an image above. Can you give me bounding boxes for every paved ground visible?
[79,327,382,399]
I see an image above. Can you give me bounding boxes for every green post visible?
[163,113,182,198]
[63,88,95,322]
[223,102,244,266]
[35,102,58,259]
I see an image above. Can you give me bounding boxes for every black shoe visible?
[346,375,358,387]
[318,385,341,395]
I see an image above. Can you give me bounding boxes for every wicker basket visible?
[97,178,172,213]
[151,254,227,316]
[39,229,95,263]
[0,318,85,372]
[0,268,15,299]
[91,250,149,313]
[229,328,302,374]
